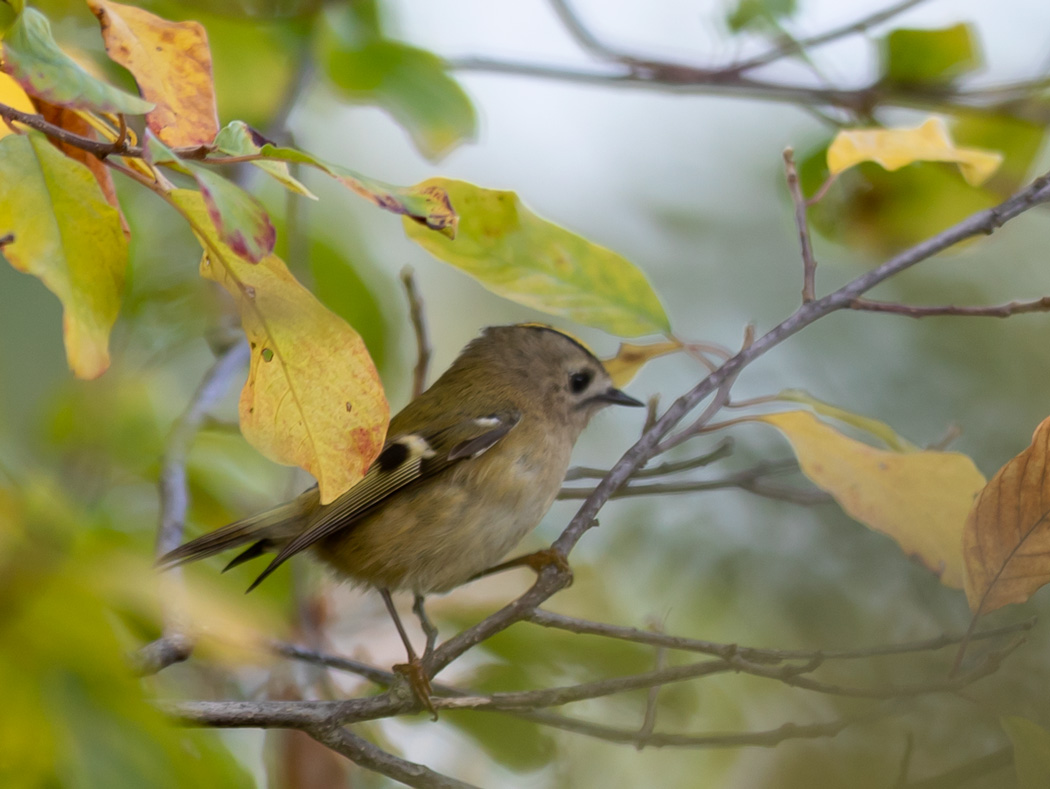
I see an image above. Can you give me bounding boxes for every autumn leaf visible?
[603,339,682,387]
[87,0,218,147]
[0,72,33,140]
[0,7,153,115]
[963,416,1050,615]
[757,410,986,587]
[827,117,1003,186]
[210,120,315,199]
[168,189,389,504]
[403,179,671,338]
[30,97,126,233]
[0,131,126,379]
[211,121,454,232]
[145,133,275,263]
[774,389,918,452]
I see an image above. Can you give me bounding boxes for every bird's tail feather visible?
[156,496,308,570]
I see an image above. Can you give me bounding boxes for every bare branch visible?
[401,266,432,398]
[731,0,930,73]
[563,438,733,480]
[851,296,1050,318]
[524,610,1034,662]
[307,727,479,789]
[506,706,889,749]
[548,0,623,60]
[783,148,817,302]
[135,342,250,676]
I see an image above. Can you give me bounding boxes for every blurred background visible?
[2,0,1050,786]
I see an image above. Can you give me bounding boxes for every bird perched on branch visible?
[159,324,643,705]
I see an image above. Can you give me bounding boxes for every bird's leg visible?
[379,588,436,719]
[413,594,439,656]
[469,548,573,584]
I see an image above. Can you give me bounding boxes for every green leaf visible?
[0,7,153,114]
[0,132,126,379]
[146,133,276,264]
[320,7,475,161]
[726,0,797,33]
[952,114,1046,193]
[1003,717,1050,789]
[212,121,316,199]
[403,178,670,337]
[799,138,998,256]
[210,121,456,235]
[881,24,980,86]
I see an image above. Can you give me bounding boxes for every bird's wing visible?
[245,409,521,591]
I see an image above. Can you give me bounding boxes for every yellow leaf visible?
[827,117,1003,186]
[403,178,670,337]
[0,72,33,140]
[964,416,1050,614]
[757,411,985,587]
[169,190,389,504]
[88,0,218,147]
[775,389,918,452]
[602,339,681,387]
[0,132,126,379]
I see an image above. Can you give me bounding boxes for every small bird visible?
[159,324,642,698]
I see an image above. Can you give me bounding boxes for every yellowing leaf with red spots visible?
[169,190,388,503]
[964,416,1050,615]
[757,410,985,588]
[1,7,152,115]
[827,117,1002,186]
[0,132,126,379]
[88,0,218,147]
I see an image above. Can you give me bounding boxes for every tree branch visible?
[851,296,1050,318]
[784,147,817,302]
[133,342,250,676]
[401,266,432,398]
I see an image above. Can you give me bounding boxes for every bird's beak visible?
[593,387,644,407]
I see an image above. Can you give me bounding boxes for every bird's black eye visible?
[569,370,593,394]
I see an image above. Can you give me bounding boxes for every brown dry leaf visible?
[29,98,127,235]
[602,339,681,387]
[169,190,389,503]
[758,411,986,587]
[964,416,1050,615]
[88,0,218,147]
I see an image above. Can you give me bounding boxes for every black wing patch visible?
[245,411,521,592]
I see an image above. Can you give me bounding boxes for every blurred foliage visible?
[4,0,1050,787]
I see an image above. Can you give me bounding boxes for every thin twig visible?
[731,0,930,73]
[307,727,478,789]
[563,438,732,480]
[548,0,623,60]
[637,619,667,748]
[784,148,817,302]
[401,266,431,398]
[524,610,1034,663]
[133,342,250,676]
[851,296,1050,318]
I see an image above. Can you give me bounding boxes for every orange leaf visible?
[29,98,127,235]
[964,416,1050,614]
[88,0,218,147]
